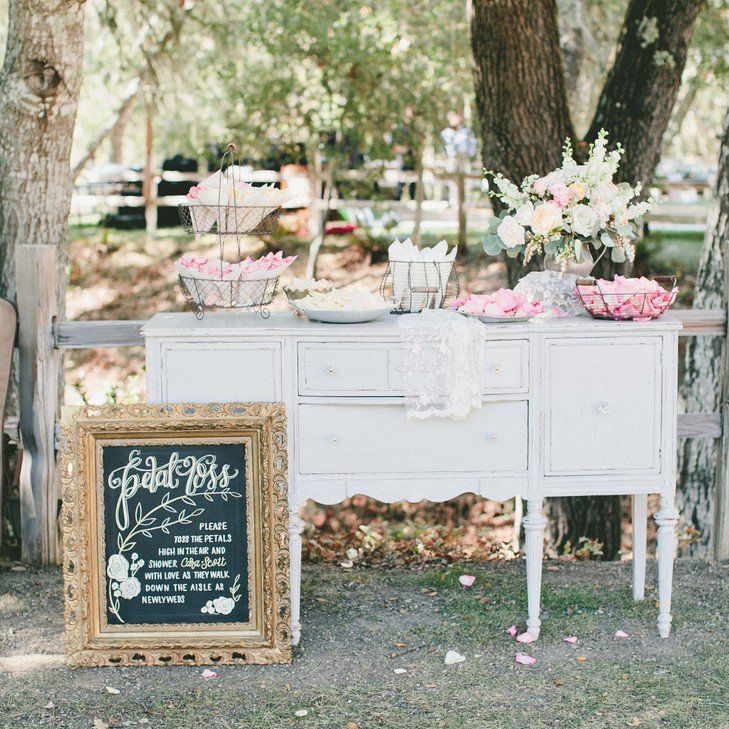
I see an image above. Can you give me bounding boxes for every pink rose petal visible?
[507,624,518,637]
[515,653,536,666]
[564,636,578,644]
[200,668,218,679]
[459,575,476,587]
[614,630,629,639]
[516,632,536,644]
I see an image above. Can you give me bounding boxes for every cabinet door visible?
[544,338,661,475]
[160,341,281,402]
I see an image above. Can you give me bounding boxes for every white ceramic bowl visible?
[291,302,393,324]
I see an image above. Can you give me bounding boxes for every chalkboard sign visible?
[61,403,291,667]
[103,443,249,627]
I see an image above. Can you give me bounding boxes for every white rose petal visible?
[444,650,466,665]
[570,204,598,237]
[496,216,526,249]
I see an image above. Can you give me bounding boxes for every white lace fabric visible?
[397,309,485,420]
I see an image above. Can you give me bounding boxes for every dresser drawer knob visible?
[327,367,336,375]
[329,437,338,445]
[492,364,502,374]
[598,401,611,415]
[487,432,498,441]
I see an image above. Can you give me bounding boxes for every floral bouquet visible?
[483,130,652,272]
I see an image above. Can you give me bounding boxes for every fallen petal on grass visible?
[507,625,518,637]
[516,632,535,644]
[564,636,578,644]
[444,650,466,665]
[393,668,407,675]
[515,653,536,666]
[105,687,120,695]
[459,575,475,587]
[295,709,308,718]
[200,668,218,679]
[615,630,630,639]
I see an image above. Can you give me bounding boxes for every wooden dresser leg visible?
[524,498,546,639]
[632,494,648,601]
[289,506,305,646]
[655,496,679,638]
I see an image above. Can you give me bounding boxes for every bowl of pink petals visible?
[575,275,678,322]
[452,289,544,322]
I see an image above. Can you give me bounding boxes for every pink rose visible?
[533,177,549,196]
[549,183,570,207]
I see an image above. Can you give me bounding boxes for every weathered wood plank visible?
[713,404,729,561]
[673,309,727,336]
[55,320,145,348]
[17,245,61,564]
[677,412,722,438]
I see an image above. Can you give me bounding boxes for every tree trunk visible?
[412,146,425,247]
[471,0,702,560]
[306,164,334,279]
[0,0,86,305]
[677,107,729,557]
[471,0,575,184]
[586,0,703,191]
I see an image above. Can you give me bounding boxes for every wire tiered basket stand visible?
[177,144,284,319]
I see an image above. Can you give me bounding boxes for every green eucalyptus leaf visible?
[482,234,503,256]
[505,246,521,259]
[600,232,614,248]
[611,247,626,263]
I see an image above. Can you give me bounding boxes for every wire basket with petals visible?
[178,203,282,237]
[178,274,280,320]
[575,276,678,321]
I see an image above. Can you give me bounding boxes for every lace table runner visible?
[397,309,485,420]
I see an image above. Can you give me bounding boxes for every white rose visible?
[496,216,525,248]
[119,576,141,599]
[529,203,563,235]
[212,596,236,615]
[570,204,598,237]
[515,202,533,225]
[106,554,129,581]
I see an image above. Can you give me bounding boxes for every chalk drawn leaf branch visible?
[107,487,242,623]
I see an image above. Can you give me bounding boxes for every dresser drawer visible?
[544,338,661,475]
[299,339,529,396]
[298,343,401,395]
[160,341,281,402]
[297,401,528,474]
[481,340,529,393]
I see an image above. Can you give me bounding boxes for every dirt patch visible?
[1,560,726,728]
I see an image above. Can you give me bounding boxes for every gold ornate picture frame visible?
[60,403,291,667]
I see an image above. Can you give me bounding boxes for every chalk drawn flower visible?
[212,596,236,615]
[106,554,130,581]
[119,577,141,600]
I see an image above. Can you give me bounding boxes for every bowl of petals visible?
[575,275,677,322]
[452,289,544,323]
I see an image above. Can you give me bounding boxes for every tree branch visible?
[586,0,704,189]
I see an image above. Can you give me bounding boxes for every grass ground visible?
[1,560,726,728]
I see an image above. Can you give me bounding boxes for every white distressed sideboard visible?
[143,312,681,643]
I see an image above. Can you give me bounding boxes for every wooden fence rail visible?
[13,243,729,563]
